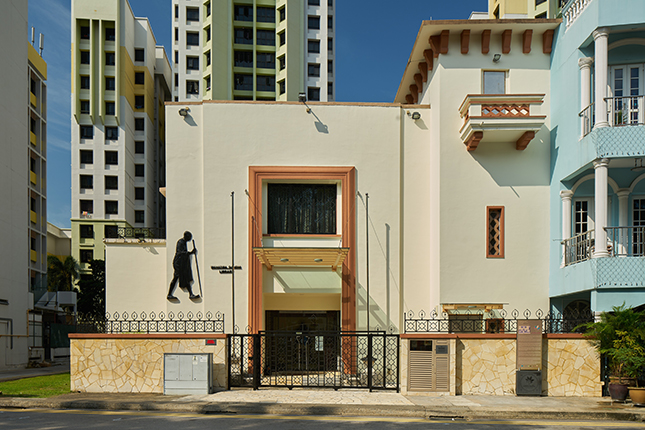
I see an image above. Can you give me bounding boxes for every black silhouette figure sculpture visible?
[167,231,199,301]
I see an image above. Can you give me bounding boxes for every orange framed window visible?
[486,206,504,258]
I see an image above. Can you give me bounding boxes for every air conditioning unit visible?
[516,370,542,396]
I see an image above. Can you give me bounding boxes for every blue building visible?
[550,0,645,315]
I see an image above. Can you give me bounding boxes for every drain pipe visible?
[365,193,370,333]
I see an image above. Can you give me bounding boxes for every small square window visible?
[80,26,90,40]
[80,100,90,114]
[135,95,144,109]
[80,149,93,164]
[80,224,94,239]
[80,175,93,190]
[105,200,118,215]
[279,31,286,46]
[80,75,90,89]
[186,32,199,46]
[80,199,93,214]
[135,187,145,200]
[279,55,286,70]
[186,80,199,95]
[80,125,93,139]
[80,51,90,64]
[105,101,115,115]
[308,40,320,54]
[279,80,286,95]
[483,71,506,94]
[105,27,115,41]
[80,249,93,263]
[105,150,118,165]
[135,48,145,62]
[135,72,145,85]
[186,56,199,70]
[135,164,144,177]
[186,7,199,22]
[307,87,320,101]
[308,63,320,77]
[105,52,115,66]
[308,16,320,30]
[105,127,118,140]
[135,141,144,154]
[135,118,145,131]
[135,210,145,223]
[257,7,275,23]
[105,225,119,238]
[105,175,118,190]
[105,77,115,91]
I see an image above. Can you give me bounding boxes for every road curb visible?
[1,397,644,422]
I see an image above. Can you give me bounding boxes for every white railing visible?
[563,230,594,266]
[605,226,645,257]
[579,103,594,137]
[563,0,593,29]
[606,95,645,127]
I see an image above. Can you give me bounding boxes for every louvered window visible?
[487,206,504,258]
[267,183,336,234]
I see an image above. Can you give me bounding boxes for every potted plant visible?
[578,304,645,401]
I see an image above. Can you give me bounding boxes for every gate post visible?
[252,334,261,390]
[227,335,231,390]
[367,334,373,392]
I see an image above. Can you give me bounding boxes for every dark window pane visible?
[80,51,90,64]
[105,175,118,190]
[308,87,320,101]
[105,225,118,238]
[308,63,320,77]
[308,0,320,5]
[80,26,90,39]
[279,31,286,46]
[279,7,286,21]
[257,30,275,46]
[234,74,253,91]
[279,80,285,95]
[257,52,275,69]
[105,28,115,41]
[186,56,199,70]
[257,7,275,23]
[135,95,144,109]
[80,200,93,214]
[80,150,93,164]
[105,52,115,66]
[328,38,333,52]
[135,72,145,85]
[105,127,118,140]
[105,77,115,90]
[186,7,199,21]
[81,76,90,89]
[257,75,275,92]
[105,150,118,165]
[135,210,145,223]
[186,80,199,94]
[267,184,337,234]
[80,125,93,139]
[186,32,199,46]
[235,28,253,45]
[135,48,145,62]
[308,40,320,53]
[80,100,90,114]
[135,141,144,154]
[234,5,253,21]
[105,201,118,214]
[80,249,93,263]
[135,164,144,177]
[135,187,145,200]
[279,55,286,70]
[308,16,320,29]
[80,224,94,239]
[235,51,253,67]
[105,102,115,115]
[135,118,145,131]
[80,175,93,190]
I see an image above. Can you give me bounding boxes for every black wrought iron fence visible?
[404,309,594,334]
[75,311,224,334]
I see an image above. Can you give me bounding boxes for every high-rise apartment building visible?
[172,0,335,102]
[488,0,562,19]
[0,0,48,369]
[71,0,171,277]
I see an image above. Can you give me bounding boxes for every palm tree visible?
[47,255,80,292]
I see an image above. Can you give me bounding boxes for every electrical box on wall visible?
[164,353,213,395]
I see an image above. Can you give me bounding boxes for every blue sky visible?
[29,0,487,228]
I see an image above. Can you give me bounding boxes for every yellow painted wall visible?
[264,293,341,311]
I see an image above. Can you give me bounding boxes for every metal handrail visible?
[563,229,594,266]
[605,95,645,127]
[605,226,645,257]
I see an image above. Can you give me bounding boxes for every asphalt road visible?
[2,409,645,429]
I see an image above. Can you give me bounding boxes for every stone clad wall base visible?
[70,338,227,393]
[402,336,601,397]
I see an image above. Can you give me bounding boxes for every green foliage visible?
[580,304,645,383]
[76,259,105,320]
[0,373,70,398]
[46,255,79,292]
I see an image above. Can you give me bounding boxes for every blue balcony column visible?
[579,57,593,137]
[560,190,574,267]
[593,158,610,257]
[593,28,610,129]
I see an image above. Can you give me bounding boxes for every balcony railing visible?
[563,0,593,29]
[606,95,645,127]
[606,226,645,257]
[563,230,594,266]
[579,103,594,137]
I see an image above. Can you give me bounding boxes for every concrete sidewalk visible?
[0,360,69,382]
[1,387,645,422]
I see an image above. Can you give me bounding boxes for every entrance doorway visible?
[265,311,340,332]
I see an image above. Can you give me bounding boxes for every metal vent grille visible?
[409,351,433,391]
[408,339,450,392]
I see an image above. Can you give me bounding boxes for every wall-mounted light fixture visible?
[298,92,307,103]
[178,107,190,117]
[407,111,421,120]
[493,53,501,63]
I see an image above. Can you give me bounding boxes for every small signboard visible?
[516,319,543,371]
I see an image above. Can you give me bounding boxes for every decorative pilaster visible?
[593,158,610,258]
[579,57,593,136]
[593,28,610,128]
[560,190,574,267]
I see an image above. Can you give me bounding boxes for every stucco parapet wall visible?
[69,333,226,339]
[104,238,166,244]
[582,125,645,159]
[166,100,429,109]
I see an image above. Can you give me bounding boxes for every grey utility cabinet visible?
[164,353,213,395]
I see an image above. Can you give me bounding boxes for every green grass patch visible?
[0,372,71,398]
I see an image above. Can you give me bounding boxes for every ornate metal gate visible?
[228,331,399,391]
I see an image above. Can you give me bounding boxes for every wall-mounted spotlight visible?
[298,92,307,102]
[407,111,421,120]
[493,54,501,63]
[178,107,190,117]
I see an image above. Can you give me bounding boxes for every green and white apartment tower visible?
[71,0,172,278]
[172,0,335,102]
